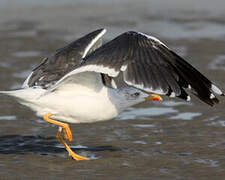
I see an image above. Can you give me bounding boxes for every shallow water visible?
[0,1,225,180]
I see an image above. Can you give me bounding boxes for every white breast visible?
[24,84,120,123]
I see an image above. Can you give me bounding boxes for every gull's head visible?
[112,88,162,110]
[119,88,148,102]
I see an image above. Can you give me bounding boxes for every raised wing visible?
[22,28,106,89]
[55,31,224,106]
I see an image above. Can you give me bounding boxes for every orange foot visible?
[68,148,90,161]
[56,127,89,161]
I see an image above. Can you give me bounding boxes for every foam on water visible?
[194,158,219,167]
[56,144,88,149]
[208,55,225,70]
[116,107,178,120]
[209,120,225,127]
[132,124,156,128]
[142,20,225,40]
[0,115,17,121]
[133,140,147,145]
[169,112,202,120]
[162,101,191,107]
[12,51,41,58]
[13,70,31,79]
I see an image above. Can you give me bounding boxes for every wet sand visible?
[0,1,225,180]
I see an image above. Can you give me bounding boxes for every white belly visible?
[22,86,120,123]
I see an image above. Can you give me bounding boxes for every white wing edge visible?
[82,28,107,58]
[137,32,168,47]
[48,64,120,92]
[21,28,107,89]
[22,71,33,89]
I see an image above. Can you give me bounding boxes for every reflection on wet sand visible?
[0,0,225,179]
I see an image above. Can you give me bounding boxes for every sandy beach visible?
[0,0,225,179]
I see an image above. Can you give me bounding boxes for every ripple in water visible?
[146,20,225,40]
[11,30,37,37]
[0,115,17,121]
[209,120,225,127]
[133,140,147,145]
[208,55,225,70]
[12,51,41,58]
[116,107,178,120]
[194,158,219,167]
[56,144,88,149]
[132,124,156,128]
[55,144,98,159]
[155,141,162,145]
[13,70,31,79]
[169,112,201,120]
[162,100,191,107]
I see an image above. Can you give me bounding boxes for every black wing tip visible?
[213,97,220,103]
[124,31,149,38]
[64,27,106,46]
[209,99,220,107]
[210,96,220,106]
[124,31,146,38]
[97,27,107,32]
[79,28,106,42]
[125,31,138,35]
[82,28,106,35]
[90,28,107,35]
[197,93,220,106]
[172,87,222,106]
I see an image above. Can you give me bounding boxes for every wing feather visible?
[23,28,106,89]
[49,31,224,106]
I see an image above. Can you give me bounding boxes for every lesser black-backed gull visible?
[0,28,224,160]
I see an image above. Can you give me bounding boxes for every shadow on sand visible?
[0,135,120,155]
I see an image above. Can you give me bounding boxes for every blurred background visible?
[0,0,224,180]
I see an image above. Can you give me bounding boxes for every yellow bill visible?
[145,94,162,101]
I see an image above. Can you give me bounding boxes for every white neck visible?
[107,88,145,113]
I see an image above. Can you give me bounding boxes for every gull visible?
[0,28,224,160]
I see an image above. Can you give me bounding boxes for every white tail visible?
[0,88,45,101]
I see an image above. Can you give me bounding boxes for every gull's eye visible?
[134,92,140,96]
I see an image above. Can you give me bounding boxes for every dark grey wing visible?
[76,31,224,106]
[22,28,106,89]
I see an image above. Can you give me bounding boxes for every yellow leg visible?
[43,113,89,160]
[43,112,72,141]
[57,127,89,161]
